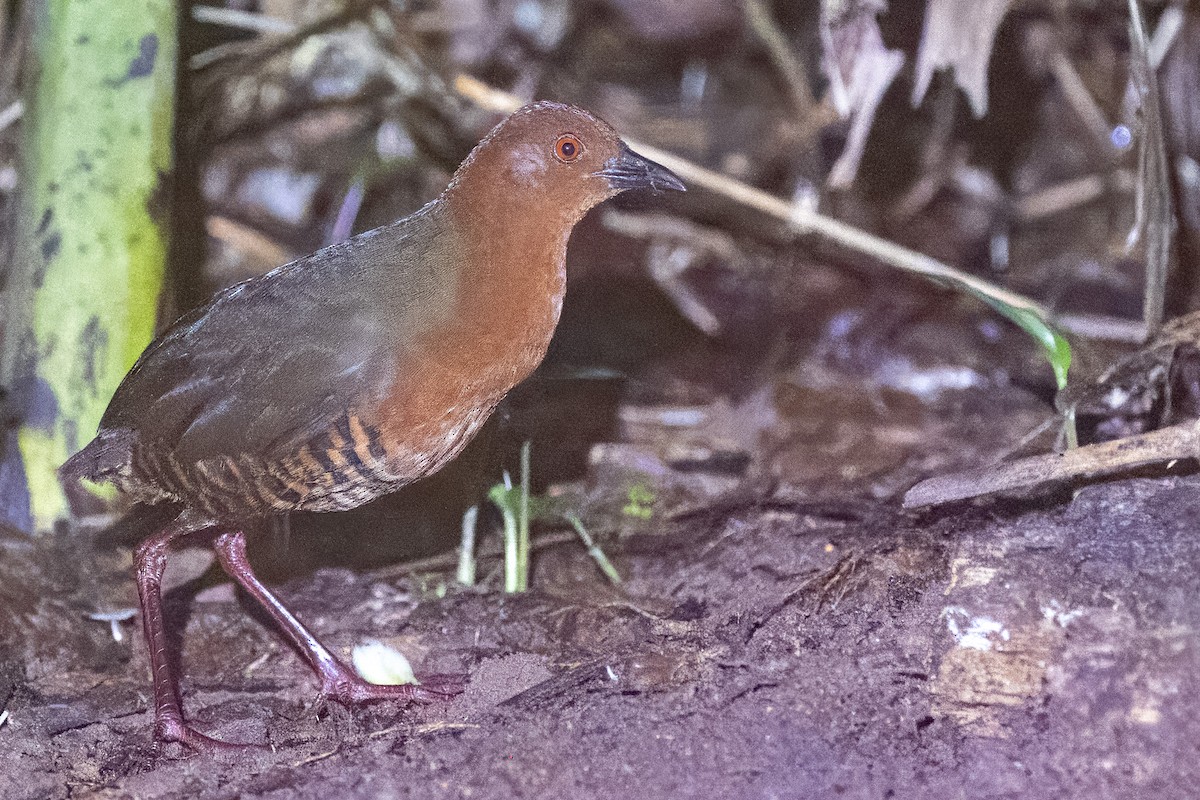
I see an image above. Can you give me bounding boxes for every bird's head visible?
[446,101,685,225]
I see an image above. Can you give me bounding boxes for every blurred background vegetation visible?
[0,0,176,532]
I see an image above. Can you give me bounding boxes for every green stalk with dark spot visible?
[0,0,176,531]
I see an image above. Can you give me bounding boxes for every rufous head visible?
[444,102,685,225]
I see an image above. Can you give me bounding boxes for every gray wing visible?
[100,219,440,465]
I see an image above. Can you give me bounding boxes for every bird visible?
[59,101,685,752]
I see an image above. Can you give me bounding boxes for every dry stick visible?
[191,5,296,35]
[187,6,295,71]
[453,75,1053,322]
[1053,313,1147,344]
[188,2,370,71]
[1148,5,1185,67]
[206,215,295,268]
[1014,172,1132,223]
[1127,0,1173,340]
[1049,50,1116,154]
[624,148,1050,318]
[0,99,22,134]
[566,513,622,585]
[742,0,816,118]
[903,419,1200,508]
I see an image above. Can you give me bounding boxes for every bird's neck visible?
[368,186,581,452]
[425,189,575,391]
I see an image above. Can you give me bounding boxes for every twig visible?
[742,0,816,118]
[1148,5,1185,68]
[190,41,252,71]
[293,748,339,768]
[0,99,22,134]
[903,419,1200,508]
[243,650,272,677]
[1127,0,1174,339]
[191,6,294,35]
[206,216,295,270]
[1049,49,1115,154]
[602,209,745,336]
[1014,171,1133,223]
[566,514,622,585]
[630,143,1052,317]
[413,721,480,735]
[188,2,369,71]
[1054,313,1147,343]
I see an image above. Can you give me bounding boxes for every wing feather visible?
[97,213,445,470]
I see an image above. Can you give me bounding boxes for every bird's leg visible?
[135,513,251,753]
[212,530,463,709]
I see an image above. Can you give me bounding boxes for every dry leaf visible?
[821,0,904,187]
[911,0,1013,117]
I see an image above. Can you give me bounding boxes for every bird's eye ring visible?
[554,134,583,163]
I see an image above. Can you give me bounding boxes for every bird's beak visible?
[594,143,686,193]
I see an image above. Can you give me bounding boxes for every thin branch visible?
[0,99,23,134]
[742,0,816,118]
[1127,0,1174,338]
[1049,49,1115,154]
[191,6,294,35]
[904,419,1200,508]
[1054,313,1147,343]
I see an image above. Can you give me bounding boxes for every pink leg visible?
[134,513,254,752]
[212,530,462,708]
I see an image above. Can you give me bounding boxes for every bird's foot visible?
[153,712,268,755]
[314,664,466,710]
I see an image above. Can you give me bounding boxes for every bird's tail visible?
[59,429,136,487]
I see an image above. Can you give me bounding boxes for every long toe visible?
[155,715,268,755]
[414,673,469,699]
[320,672,467,707]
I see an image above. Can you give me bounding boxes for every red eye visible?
[554,134,583,163]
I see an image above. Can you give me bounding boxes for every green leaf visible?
[622,483,656,520]
[978,296,1072,390]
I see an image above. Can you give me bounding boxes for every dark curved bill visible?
[594,143,686,192]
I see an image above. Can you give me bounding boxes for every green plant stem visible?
[567,514,622,586]
[457,504,478,586]
[499,501,518,593]
[517,441,531,592]
[489,478,521,593]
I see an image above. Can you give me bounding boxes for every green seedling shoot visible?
[623,483,656,520]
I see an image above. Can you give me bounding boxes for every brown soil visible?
[4,241,1199,798]
[3,364,1198,798]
